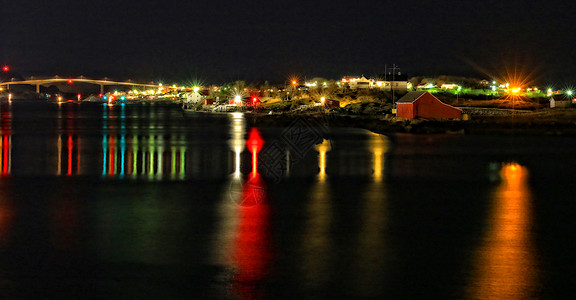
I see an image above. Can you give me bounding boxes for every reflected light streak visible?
[1,106,11,176]
[1,135,11,177]
[102,135,108,176]
[229,113,246,178]
[57,135,62,176]
[247,128,264,178]
[466,162,540,299]
[315,139,331,181]
[354,177,388,296]
[232,173,272,299]
[67,135,73,176]
[302,167,332,289]
[179,146,186,179]
[369,133,388,182]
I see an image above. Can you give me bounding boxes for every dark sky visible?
[2,0,575,85]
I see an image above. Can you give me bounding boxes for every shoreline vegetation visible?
[184,98,576,136]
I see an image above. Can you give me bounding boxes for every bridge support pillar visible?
[36,84,40,93]
[100,85,104,95]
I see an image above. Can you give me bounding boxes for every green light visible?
[567,90,573,95]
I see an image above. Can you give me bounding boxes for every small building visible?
[186,91,204,104]
[396,91,462,119]
[549,95,572,108]
[342,75,373,90]
[376,73,409,91]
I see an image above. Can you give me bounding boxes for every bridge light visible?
[68,79,73,84]
[2,66,9,72]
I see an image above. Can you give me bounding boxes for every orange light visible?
[466,162,539,299]
[292,80,297,85]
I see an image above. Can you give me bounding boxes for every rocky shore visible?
[241,108,576,136]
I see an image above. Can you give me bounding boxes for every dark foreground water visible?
[1,101,576,299]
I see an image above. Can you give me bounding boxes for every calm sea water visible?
[0,101,576,299]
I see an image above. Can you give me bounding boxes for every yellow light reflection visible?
[315,139,331,181]
[467,162,540,299]
[354,172,388,297]
[369,133,388,181]
[301,167,332,289]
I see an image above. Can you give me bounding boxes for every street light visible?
[456,86,462,103]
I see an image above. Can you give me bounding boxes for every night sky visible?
[2,0,575,85]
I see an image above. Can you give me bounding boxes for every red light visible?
[68,79,73,84]
[98,93,103,97]
[247,128,264,154]
[2,66,8,72]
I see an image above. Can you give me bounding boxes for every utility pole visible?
[389,64,400,107]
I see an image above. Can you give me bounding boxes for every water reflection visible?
[300,140,333,290]
[100,104,188,180]
[216,124,272,298]
[213,113,246,270]
[0,103,12,176]
[466,162,540,299]
[0,180,14,246]
[352,133,389,296]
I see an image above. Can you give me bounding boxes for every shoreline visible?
[229,109,576,136]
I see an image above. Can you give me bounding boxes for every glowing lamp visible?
[2,66,9,72]
[567,90,573,96]
[67,79,73,84]
[235,95,241,104]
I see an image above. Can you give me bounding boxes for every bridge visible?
[0,77,177,94]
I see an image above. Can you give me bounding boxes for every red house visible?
[396,91,462,119]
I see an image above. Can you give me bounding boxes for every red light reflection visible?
[247,127,264,177]
[230,127,272,299]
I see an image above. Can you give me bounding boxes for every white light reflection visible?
[211,112,246,267]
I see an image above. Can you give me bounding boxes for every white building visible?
[341,75,373,89]
[549,95,573,108]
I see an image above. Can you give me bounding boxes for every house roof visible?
[396,91,427,103]
[550,95,571,101]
